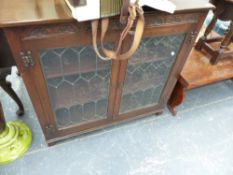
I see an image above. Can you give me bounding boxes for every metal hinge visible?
[186,31,198,45]
[20,51,34,68]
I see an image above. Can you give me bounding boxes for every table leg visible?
[0,101,6,133]
[211,21,233,64]
[0,68,24,116]
[195,12,218,51]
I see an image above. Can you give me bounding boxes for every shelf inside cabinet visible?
[46,68,111,128]
[40,45,112,79]
[40,45,113,128]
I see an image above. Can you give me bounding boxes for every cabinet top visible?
[0,0,214,28]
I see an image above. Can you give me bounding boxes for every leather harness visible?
[91,0,145,60]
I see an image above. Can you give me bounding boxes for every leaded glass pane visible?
[119,34,185,114]
[40,45,112,128]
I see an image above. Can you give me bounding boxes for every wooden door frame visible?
[113,11,208,120]
[5,21,124,142]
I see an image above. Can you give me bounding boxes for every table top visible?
[0,0,214,28]
[180,43,233,89]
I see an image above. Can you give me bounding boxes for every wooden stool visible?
[195,0,233,64]
[168,46,233,116]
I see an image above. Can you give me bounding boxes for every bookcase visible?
[2,1,212,145]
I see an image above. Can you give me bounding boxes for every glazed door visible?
[112,11,206,118]
[116,32,187,117]
[21,22,120,141]
[40,45,112,128]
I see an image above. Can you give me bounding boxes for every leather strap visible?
[91,2,145,61]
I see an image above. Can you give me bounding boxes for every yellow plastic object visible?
[0,121,32,165]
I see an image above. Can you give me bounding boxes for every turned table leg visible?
[195,11,219,51]
[211,21,233,64]
[167,81,186,116]
[0,68,24,116]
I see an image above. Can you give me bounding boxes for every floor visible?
[0,67,233,175]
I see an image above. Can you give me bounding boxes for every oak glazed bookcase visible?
[1,0,213,145]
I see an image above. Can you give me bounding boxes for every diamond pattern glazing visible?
[40,45,112,128]
[120,34,185,114]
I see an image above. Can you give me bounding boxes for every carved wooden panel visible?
[20,13,199,40]
[145,13,200,27]
[21,23,84,39]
